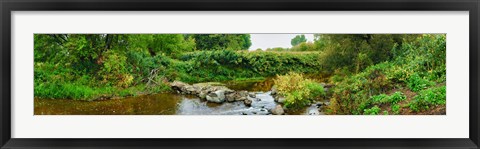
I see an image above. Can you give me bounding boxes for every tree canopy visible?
[191,34,251,50]
[291,34,307,46]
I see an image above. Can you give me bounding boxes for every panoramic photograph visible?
[34,34,446,115]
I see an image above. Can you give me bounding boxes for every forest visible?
[34,34,446,115]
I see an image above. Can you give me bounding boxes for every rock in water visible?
[271,105,285,115]
[274,96,286,103]
[185,86,196,94]
[244,99,252,106]
[270,86,277,95]
[226,93,236,102]
[170,81,188,92]
[236,96,247,101]
[238,91,248,97]
[248,92,256,98]
[206,90,226,103]
[198,90,208,99]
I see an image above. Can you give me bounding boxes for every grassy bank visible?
[326,35,446,115]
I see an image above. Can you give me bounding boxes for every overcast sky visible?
[249,34,314,50]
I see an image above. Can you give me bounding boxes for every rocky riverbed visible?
[170,81,329,115]
[34,79,330,115]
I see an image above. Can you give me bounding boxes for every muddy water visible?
[34,93,182,115]
[34,78,316,115]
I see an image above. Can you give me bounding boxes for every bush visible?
[409,86,446,112]
[306,81,325,98]
[391,104,401,114]
[328,63,393,114]
[407,73,433,92]
[274,72,325,109]
[179,50,324,83]
[371,94,389,104]
[389,92,406,104]
[364,105,381,115]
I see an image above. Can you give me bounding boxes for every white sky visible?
[249,34,314,50]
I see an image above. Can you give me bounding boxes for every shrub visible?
[409,86,446,112]
[391,104,401,114]
[383,111,389,115]
[389,92,406,104]
[181,50,324,79]
[371,94,389,104]
[306,81,325,98]
[407,73,433,92]
[364,105,381,115]
[369,92,407,105]
[274,72,325,109]
[327,63,393,114]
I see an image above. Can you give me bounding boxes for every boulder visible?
[206,90,226,103]
[198,90,208,99]
[236,96,247,101]
[270,86,277,95]
[225,93,236,102]
[271,105,285,115]
[224,89,235,94]
[238,90,248,97]
[171,81,188,89]
[248,92,256,98]
[274,96,286,103]
[244,99,252,106]
[185,85,197,94]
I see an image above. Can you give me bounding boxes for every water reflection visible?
[35,92,282,115]
[34,93,182,115]
[224,78,275,92]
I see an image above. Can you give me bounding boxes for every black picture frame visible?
[1,0,479,148]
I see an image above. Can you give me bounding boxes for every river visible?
[34,78,324,115]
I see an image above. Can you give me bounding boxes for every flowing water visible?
[34,78,318,115]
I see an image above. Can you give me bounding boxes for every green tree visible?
[313,34,420,74]
[291,34,307,46]
[192,34,251,50]
[128,34,195,57]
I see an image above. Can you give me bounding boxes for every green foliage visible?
[389,92,407,104]
[128,34,196,58]
[34,33,446,113]
[383,111,389,115]
[370,92,405,105]
[274,72,325,109]
[306,81,326,98]
[265,47,288,52]
[364,105,381,115]
[34,34,192,100]
[313,34,420,74]
[179,50,324,82]
[409,86,446,112]
[328,35,446,115]
[407,73,434,92]
[290,42,318,51]
[192,34,251,50]
[391,104,401,114]
[371,94,389,104]
[291,34,307,46]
